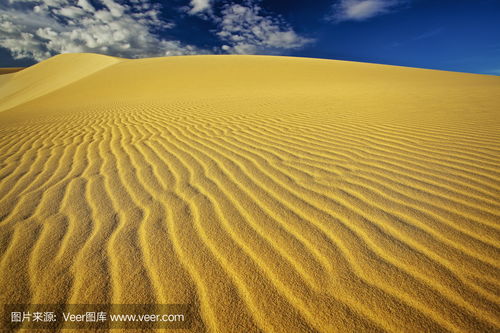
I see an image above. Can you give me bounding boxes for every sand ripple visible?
[0,54,499,332]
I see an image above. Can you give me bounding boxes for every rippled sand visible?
[0,54,499,332]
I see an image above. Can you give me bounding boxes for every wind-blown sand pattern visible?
[0,53,499,332]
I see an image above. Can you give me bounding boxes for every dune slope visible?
[0,68,24,75]
[0,53,119,112]
[0,54,499,332]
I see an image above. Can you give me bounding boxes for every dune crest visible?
[0,54,499,332]
[0,68,24,75]
[0,53,120,112]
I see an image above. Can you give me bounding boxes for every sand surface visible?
[0,53,499,332]
[0,68,24,75]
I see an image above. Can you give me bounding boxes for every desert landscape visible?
[0,53,499,332]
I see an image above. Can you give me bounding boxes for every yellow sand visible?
[0,53,499,332]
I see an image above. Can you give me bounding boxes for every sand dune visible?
[0,68,24,75]
[0,53,499,332]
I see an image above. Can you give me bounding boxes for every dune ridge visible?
[0,68,24,76]
[0,53,120,112]
[0,53,499,332]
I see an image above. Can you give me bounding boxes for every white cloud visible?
[102,0,125,17]
[76,0,95,12]
[188,0,212,15]
[217,2,313,54]
[331,0,407,22]
[0,0,206,61]
[0,0,314,61]
[55,6,86,18]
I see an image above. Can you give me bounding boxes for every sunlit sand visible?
[0,53,499,332]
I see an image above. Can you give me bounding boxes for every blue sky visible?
[1,0,499,74]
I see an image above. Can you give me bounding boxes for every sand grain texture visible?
[0,54,499,332]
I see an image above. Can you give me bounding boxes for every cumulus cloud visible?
[188,0,212,15]
[331,0,408,22]
[217,2,313,54]
[0,0,313,61]
[0,0,205,61]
